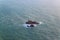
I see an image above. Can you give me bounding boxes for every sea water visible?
[0,0,60,40]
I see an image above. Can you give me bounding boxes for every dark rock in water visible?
[26,20,39,24]
[30,24,34,27]
[27,24,34,27]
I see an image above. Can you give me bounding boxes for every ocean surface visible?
[0,0,60,40]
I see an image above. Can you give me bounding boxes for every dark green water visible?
[0,0,60,40]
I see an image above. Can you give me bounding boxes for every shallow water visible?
[0,0,60,40]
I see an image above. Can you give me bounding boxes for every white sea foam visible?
[23,24,30,28]
[39,22,43,24]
